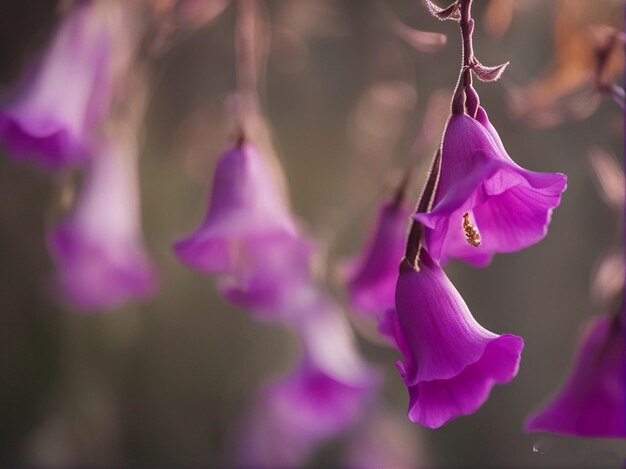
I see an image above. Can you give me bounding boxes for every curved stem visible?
[403,149,441,269]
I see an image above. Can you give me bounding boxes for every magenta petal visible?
[525,315,625,438]
[344,198,410,315]
[414,110,566,266]
[0,1,128,168]
[50,225,156,311]
[387,250,523,427]
[49,139,157,311]
[173,142,298,274]
[240,357,377,467]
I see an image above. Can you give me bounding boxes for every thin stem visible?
[451,0,479,115]
[403,149,441,268]
[235,0,259,116]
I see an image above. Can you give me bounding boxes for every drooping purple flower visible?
[49,138,156,311]
[344,198,410,315]
[415,106,567,267]
[173,141,299,274]
[379,248,523,428]
[525,314,625,438]
[240,357,376,467]
[239,293,378,466]
[0,1,134,168]
[174,140,309,317]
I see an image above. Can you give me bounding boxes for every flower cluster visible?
[174,133,379,465]
[342,0,567,429]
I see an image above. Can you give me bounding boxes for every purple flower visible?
[415,106,567,267]
[174,141,310,317]
[0,1,132,168]
[344,198,410,315]
[239,295,378,466]
[49,139,156,311]
[380,248,523,428]
[174,141,299,274]
[240,358,375,467]
[525,314,625,438]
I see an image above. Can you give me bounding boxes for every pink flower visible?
[525,314,625,438]
[239,293,378,466]
[49,137,156,311]
[174,141,308,316]
[380,248,523,428]
[344,198,410,315]
[174,141,298,273]
[415,106,567,267]
[0,1,134,168]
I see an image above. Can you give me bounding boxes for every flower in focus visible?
[415,106,567,267]
[380,248,523,428]
[49,137,157,311]
[525,314,625,438]
[0,1,135,168]
[344,198,410,315]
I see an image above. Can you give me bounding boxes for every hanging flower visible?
[344,198,410,315]
[379,248,523,428]
[525,314,625,438]
[49,137,156,311]
[415,106,567,267]
[238,293,378,466]
[239,358,375,467]
[173,140,299,274]
[0,1,135,168]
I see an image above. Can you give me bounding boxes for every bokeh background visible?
[0,0,624,467]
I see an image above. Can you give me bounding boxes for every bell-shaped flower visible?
[239,357,376,467]
[49,137,157,311]
[0,1,135,168]
[415,106,567,267]
[525,314,625,438]
[173,141,299,274]
[344,198,410,315]
[379,248,523,428]
[239,293,378,466]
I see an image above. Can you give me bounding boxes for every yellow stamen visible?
[462,212,481,247]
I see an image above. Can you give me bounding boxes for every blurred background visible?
[0,0,624,467]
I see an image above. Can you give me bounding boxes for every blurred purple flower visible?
[240,358,375,467]
[344,198,410,315]
[0,1,132,168]
[174,141,299,274]
[380,248,523,428]
[49,138,157,311]
[239,293,378,466]
[525,314,625,438]
[415,106,567,267]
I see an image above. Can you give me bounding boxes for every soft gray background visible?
[0,0,624,467]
